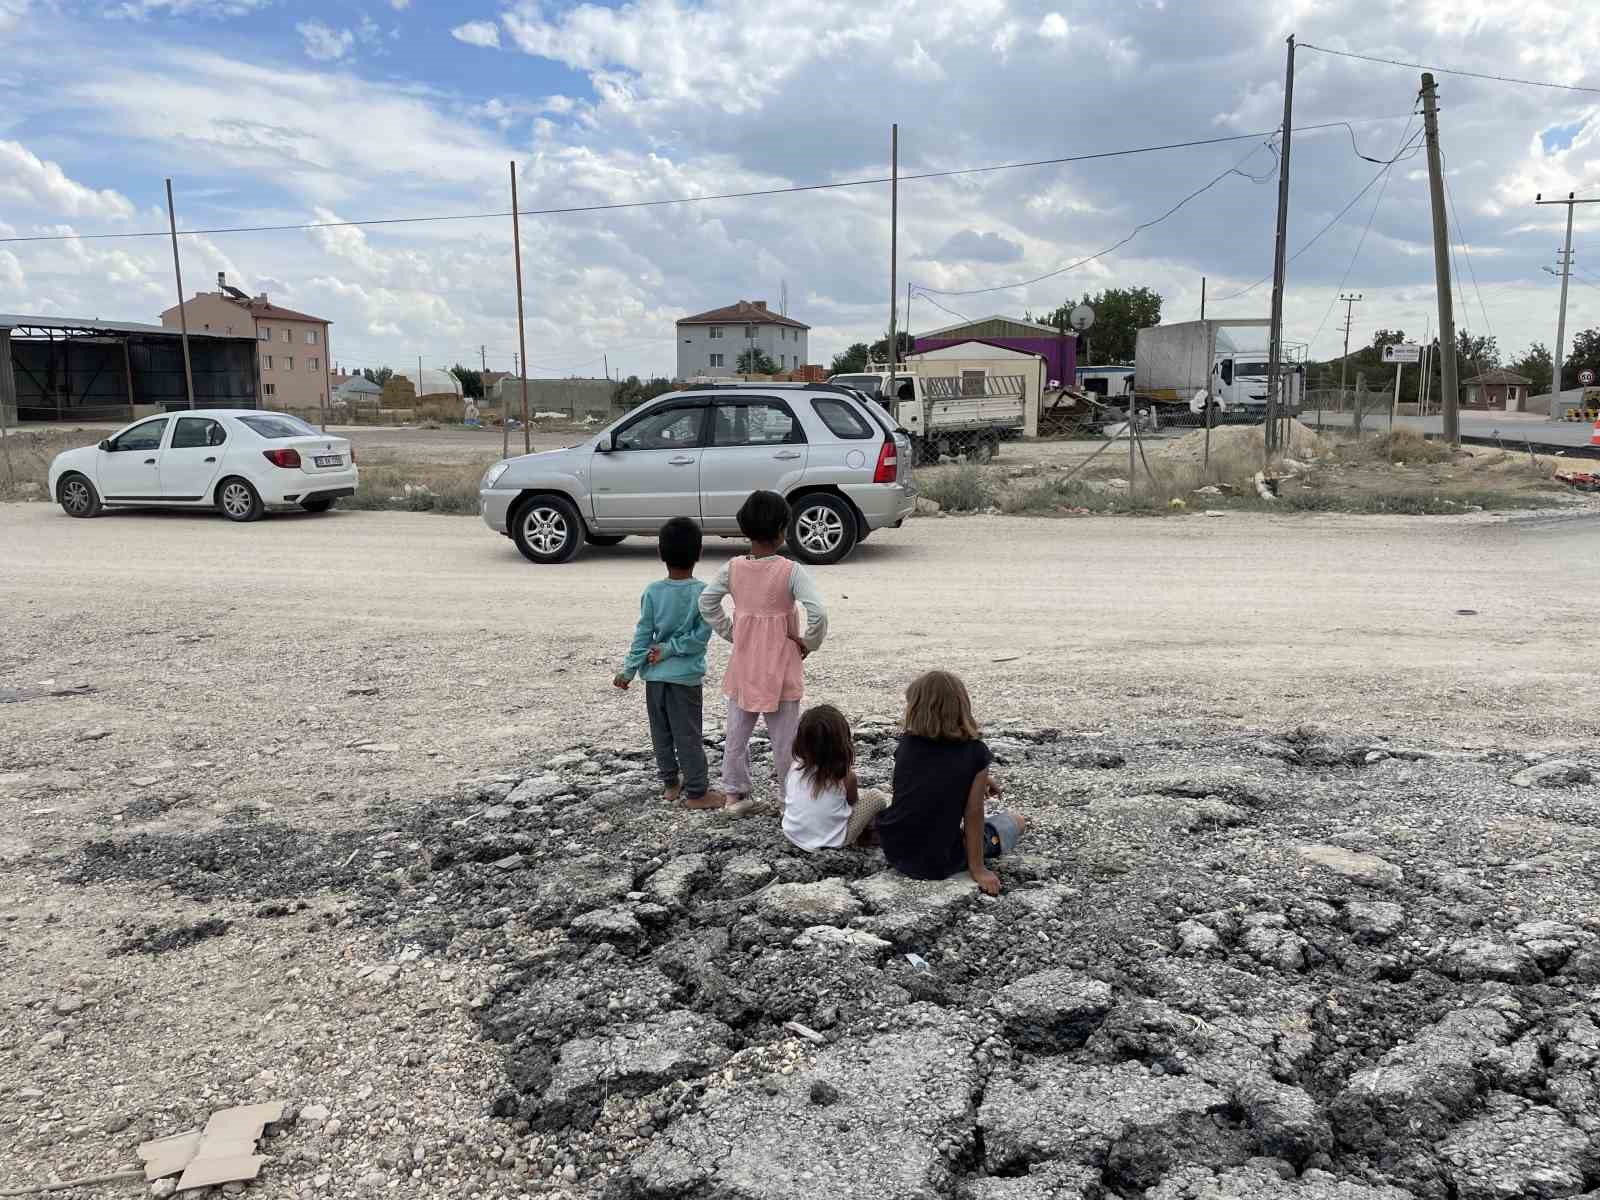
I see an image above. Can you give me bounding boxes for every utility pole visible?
[510,160,531,454]
[887,124,898,387]
[164,179,196,409]
[1339,292,1362,434]
[1536,192,1599,419]
[1420,73,1460,446]
[1199,276,1206,320]
[1264,35,1295,457]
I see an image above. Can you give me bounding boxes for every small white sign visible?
[1581,369,1595,386]
[1382,343,1421,364]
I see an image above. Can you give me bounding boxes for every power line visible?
[0,119,1407,246]
[1440,152,1495,344]
[1300,43,1600,95]
[911,289,973,326]
[915,137,1282,298]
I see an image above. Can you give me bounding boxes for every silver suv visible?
[479,383,916,565]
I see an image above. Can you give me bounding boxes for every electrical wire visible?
[911,290,974,326]
[1440,152,1495,345]
[0,119,1407,246]
[1300,43,1600,95]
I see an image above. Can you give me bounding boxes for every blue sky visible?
[2,0,1599,380]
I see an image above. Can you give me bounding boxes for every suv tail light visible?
[263,448,302,468]
[872,439,898,484]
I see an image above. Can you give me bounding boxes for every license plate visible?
[314,454,342,467]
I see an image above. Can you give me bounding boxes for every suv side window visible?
[811,397,873,440]
[107,418,169,452]
[172,417,226,449]
[712,400,805,447]
[613,404,706,452]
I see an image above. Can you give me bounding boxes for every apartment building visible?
[160,273,331,412]
[676,299,809,379]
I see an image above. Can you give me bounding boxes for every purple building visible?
[910,315,1078,386]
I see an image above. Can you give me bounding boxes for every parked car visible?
[49,409,357,523]
[479,383,916,565]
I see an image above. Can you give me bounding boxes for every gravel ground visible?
[3,501,1600,1199]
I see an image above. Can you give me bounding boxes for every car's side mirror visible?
[595,436,613,453]
[98,440,111,451]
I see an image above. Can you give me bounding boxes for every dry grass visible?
[1335,429,1458,466]
[918,464,1000,512]
[0,429,88,502]
[345,455,495,514]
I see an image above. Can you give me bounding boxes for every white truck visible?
[1132,320,1303,421]
[829,351,1042,463]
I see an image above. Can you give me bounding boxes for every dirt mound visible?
[1155,419,1328,466]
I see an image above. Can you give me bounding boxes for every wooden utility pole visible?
[1264,35,1295,457]
[165,179,196,409]
[1536,192,1599,418]
[1339,292,1361,433]
[510,161,531,454]
[1420,74,1460,446]
[888,124,898,385]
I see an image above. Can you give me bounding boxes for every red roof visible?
[239,298,328,324]
[677,299,808,330]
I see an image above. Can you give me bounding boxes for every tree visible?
[614,375,676,411]
[1511,342,1552,397]
[737,348,778,375]
[1563,327,1600,391]
[451,363,484,400]
[362,366,394,388]
[869,331,914,362]
[1455,330,1500,374]
[830,343,872,374]
[1032,286,1162,364]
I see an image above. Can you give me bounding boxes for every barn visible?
[911,314,1077,388]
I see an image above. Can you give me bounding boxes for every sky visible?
[2,0,1599,382]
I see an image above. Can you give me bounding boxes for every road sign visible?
[1068,304,1095,332]
[1381,343,1421,364]
[1581,369,1595,386]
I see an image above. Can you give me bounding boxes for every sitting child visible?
[875,670,1025,895]
[782,703,887,851]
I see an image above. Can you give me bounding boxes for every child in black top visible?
[876,670,1026,895]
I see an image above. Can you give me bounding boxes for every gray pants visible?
[646,681,708,799]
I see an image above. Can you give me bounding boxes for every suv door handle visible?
[204,456,217,463]
[143,457,156,464]
[772,451,802,460]
[667,457,696,466]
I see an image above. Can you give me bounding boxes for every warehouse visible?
[0,314,260,425]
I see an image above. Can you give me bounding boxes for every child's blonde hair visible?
[903,670,980,742]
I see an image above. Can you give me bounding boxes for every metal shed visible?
[0,314,260,424]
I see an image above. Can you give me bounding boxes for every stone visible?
[36,1030,66,1049]
[1145,1161,1413,1200]
[1296,845,1402,887]
[1443,938,1542,983]
[757,879,863,927]
[1240,924,1308,973]
[1439,1093,1593,1200]
[646,854,709,907]
[1177,920,1223,956]
[538,1010,733,1131]
[990,970,1114,1051]
[791,926,892,957]
[150,1179,178,1198]
[508,773,567,805]
[1063,750,1126,770]
[52,993,86,1015]
[616,1006,979,1200]
[569,906,646,945]
[1234,1077,1333,1163]
[721,854,773,895]
[849,870,977,942]
[298,1104,331,1129]
[963,1164,1100,1199]
[980,1060,1251,1189]
[1343,901,1405,941]
[1509,760,1592,789]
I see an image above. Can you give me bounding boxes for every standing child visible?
[875,670,1026,895]
[699,490,828,807]
[782,704,888,851]
[613,517,725,810]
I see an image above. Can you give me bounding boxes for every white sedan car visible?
[49,409,358,522]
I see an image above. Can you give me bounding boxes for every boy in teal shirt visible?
[612,517,724,809]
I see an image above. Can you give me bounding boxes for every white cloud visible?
[388,0,409,8]
[0,249,23,290]
[0,0,29,33]
[106,0,269,16]
[0,141,136,220]
[1038,12,1068,39]
[297,21,355,62]
[452,19,501,49]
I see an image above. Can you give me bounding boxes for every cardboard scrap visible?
[136,1101,284,1190]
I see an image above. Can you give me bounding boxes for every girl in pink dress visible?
[699,491,829,807]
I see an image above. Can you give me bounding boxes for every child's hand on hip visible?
[787,635,811,660]
[612,673,631,690]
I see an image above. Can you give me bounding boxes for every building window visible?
[309,357,319,371]
[264,355,273,370]
[286,356,294,370]
[263,383,276,397]
[282,329,291,343]
[708,326,723,339]
[305,330,318,345]
[745,325,757,339]
[709,353,725,368]
[259,327,271,342]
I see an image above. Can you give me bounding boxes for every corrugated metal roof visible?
[0,314,250,340]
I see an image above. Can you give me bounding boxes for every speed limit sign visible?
[1582,369,1596,386]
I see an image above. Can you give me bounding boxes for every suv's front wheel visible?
[788,493,858,566]
[512,494,585,564]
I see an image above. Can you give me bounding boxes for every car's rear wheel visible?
[586,534,627,547]
[217,478,264,522]
[58,473,102,518]
[300,497,336,513]
[512,495,584,564]
[788,493,858,566]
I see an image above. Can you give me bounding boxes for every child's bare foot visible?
[663,783,683,804]
[723,794,759,817]
[685,789,727,810]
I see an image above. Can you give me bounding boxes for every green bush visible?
[919,465,998,512]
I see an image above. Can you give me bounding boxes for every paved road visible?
[1305,409,1599,448]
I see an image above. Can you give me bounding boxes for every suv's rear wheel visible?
[788,493,858,566]
[512,495,584,564]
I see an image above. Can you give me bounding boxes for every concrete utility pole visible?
[510,160,531,455]
[1536,191,1599,419]
[1420,73,1460,446]
[888,124,899,387]
[164,179,196,409]
[1339,292,1362,433]
[1264,35,1295,456]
